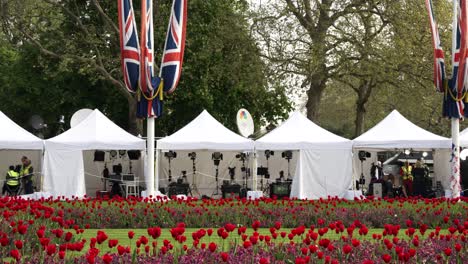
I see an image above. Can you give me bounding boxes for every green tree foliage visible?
[0,0,291,136]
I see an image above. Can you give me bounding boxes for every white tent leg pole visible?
[155,149,160,193]
[252,152,258,191]
[147,117,155,198]
[451,118,461,198]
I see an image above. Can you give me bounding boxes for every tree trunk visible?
[127,95,143,136]
[354,100,366,138]
[353,79,375,138]
[305,75,327,122]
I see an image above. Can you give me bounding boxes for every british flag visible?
[118,0,140,93]
[160,0,188,94]
[425,0,446,93]
[140,0,155,94]
[445,0,468,118]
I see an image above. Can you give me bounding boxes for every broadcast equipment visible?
[186,152,199,194]
[212,152,223,196]
[188,152,197,160]
[119,150,127,158]
[236,108,254,138]
[164,151,177,182]
[109,150,118,160]
[282,151,293,178]
[57,115,66,135]
[30,115,47,138]
[357,151,371,190]
[113,164,123,174]
[228,167,236,182]
[358,151,371,161]
[265,150,274,159]
[94,150,105,162]
[236,152,250,189]
[270,179,292,199]
[70,108,93,128]
[127,150,141,160]
[221,181,241,198]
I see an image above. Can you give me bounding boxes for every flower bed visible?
[0,196,466,263]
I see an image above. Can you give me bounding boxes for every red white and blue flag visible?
[140,0,155,94]
[160,0,188,94]
[425,0,446,93]
[118,0,140,93]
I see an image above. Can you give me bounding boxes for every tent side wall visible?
[291,149,353,199]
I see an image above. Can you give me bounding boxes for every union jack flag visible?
[140,0,155,94]
[425,0,446,93]
[445,0,468,118]
[118,0,140,93]
[160,0,188,94]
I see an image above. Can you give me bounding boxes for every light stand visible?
[262,150,274,192]
[164,151,177,183]
[236,153,248,189]
[282,151,293,179]
[212,152,223,196]
[188,152,199,195]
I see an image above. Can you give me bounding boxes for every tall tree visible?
[1,0,291,135]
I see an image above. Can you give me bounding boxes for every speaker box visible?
[373,183,382,198]
[94,151,105,162]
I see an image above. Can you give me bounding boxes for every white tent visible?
[43,109,145,198]
[353,110,450,149]
[460,127,468,146]
[353,110,451,191]
[255,112,353,199]
[156,110,254,196]
[158,110,253,151]
[0,111,44,194]
[0,111,43,150]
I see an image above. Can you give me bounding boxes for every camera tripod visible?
[212,162,221,196]
[190,157,199,196]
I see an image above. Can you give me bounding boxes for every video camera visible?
[265,150,274,159]
[282,150,293,160]
[358,151,371,161]
[164,151,177,159]
[188,152,197,160]
[235,152,247,161]
[212,152,223,166]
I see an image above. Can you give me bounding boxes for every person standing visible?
[2,166,19,195]
[20,156,34,194]
[412,160,426,197]
[400,161,413,196]
[370,161,383,182]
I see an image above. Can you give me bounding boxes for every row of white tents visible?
[0,109,461,199]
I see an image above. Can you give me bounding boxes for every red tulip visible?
[343,244,352,254]
[220,252,229,262]
[117,245,126,255]
[444,247,452,256]
[259,257,270,264]
[96,230,108,244]
[108,239,118,248]
[351,239,360,247]
[102,253,113,264]
[208,242,217,252]
[47,244,57,256]
[128,231,135,239]
[14,240,23,250]
[10,249,21,261]
[455,243,462,252]
[59,250,66,259]
[382,254,392,263]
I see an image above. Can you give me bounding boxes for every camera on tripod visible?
[282,150,293,160]
[358,151,371,161]
[257,166,269,179]
[164,151,177,159]
[265,150,274,159]
[235,152,247,161]
[212,152,223,166]
[188,152,196,160]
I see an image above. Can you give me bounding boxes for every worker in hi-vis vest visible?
[400,161,413,197]
[20,156,34,194]
[2,165,19,195]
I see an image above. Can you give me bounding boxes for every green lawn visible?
[73,227,441,255]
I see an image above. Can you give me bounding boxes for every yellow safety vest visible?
[6,170,19,186]
[402,166,413,181]
[20,165,32,177]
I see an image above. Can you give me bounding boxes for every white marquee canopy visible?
[353,110,451,150]
[255,112,353,199]
[157,110,254,151]
[43,109,145,198]
[0,111,43,150]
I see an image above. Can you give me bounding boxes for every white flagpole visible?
[451,118,461,198]
[146,0,156,198]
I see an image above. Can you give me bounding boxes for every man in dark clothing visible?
[20,156,34,194]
